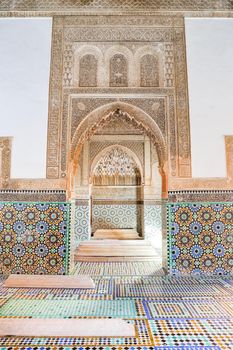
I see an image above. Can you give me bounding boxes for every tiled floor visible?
[0,261,233,350]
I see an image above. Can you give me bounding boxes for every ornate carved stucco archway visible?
[91,144,143,184]
[67,101,168,198]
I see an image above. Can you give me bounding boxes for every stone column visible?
[74,141,91,247]
[82,141,89,186]
[69,199,76,274]
[144,136,151,187]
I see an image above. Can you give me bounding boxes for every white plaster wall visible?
[0,18,52,178]
[1,18,233,179]
[185,18,233,178]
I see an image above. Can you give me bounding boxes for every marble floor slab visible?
[4,274,95,289]
[0,318,135,337]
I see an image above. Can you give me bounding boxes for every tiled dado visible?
[0,202,70,275]
[74,203,90,246]
[92,203,141,232]
[167,202,233,276]
[74,201,163,246]
[144,204,162,244]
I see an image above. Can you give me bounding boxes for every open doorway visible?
[90,145,143,240]
[70,106,166,263]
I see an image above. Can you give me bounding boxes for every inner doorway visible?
[72,107,164,263]
[91,145,143,240]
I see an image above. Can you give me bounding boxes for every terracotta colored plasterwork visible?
[63,92,172,175]
[71,107,166,167]
[68,107,168,198]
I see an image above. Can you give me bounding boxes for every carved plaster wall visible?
[0,137,12,188]
[46,15,192,189]
[73,43,164,88]
[1,1,233,14]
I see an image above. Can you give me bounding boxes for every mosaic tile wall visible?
[144,204,162,246]
[0,202,70,275]
[74,203,163,244]
[167,202,233,276]
[92,204,142,232]
[74,204,90,246]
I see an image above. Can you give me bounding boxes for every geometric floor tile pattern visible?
[143,299,233,319]
[114,283,229,298]
[0,261,233,350]
[149,319,233,347]
[74,260,164,275]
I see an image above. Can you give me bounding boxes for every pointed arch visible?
[68,101,168,198]
[73,45,104,86]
